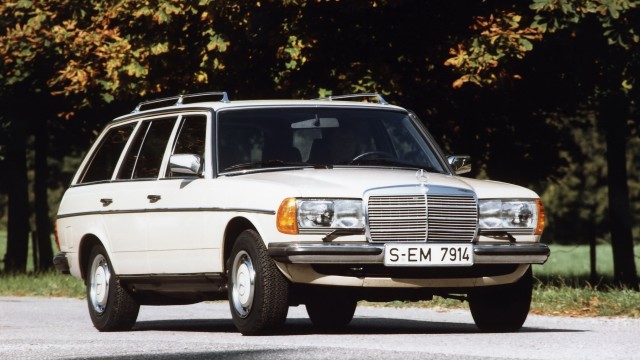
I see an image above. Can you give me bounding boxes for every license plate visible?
[384,243,473,267]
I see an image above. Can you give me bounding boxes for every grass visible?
[531,285,640,318]
[533,244,640,286]
[0,231,86,298]
[0,271,85,298]
[1,231,639,317]
[528,244,640,318]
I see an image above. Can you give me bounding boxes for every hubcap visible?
[89,254,110,314]
[231,250,255,318]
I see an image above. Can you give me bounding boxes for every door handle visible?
[100,198,113,206]
[147,194,161,203]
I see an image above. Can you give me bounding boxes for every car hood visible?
[217,167,539,200]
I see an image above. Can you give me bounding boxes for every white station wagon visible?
[54,92,549,334]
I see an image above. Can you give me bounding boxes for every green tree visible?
[446,0,640,288]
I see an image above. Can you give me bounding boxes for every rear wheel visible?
[306,290,357,330]
[468,266,533,332]
[86,245,139,331]
[228,229,289,335]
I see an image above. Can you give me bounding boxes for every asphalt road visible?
[1,296,638,360]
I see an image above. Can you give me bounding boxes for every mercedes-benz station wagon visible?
[54,92,549,334]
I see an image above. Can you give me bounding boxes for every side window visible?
[166,115,207,177]
[172,115,206,156]
[118,122,150,179]
[117,118,176,180]
[79,123,136,183]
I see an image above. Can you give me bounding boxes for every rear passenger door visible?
[106,116,178,274]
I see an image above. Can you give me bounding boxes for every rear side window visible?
[79,123,136,184]
[118,118,177,180]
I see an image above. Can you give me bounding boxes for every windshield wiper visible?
[340,158,445,173]
[223,160,309,172]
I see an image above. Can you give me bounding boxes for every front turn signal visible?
[277,197,298,234]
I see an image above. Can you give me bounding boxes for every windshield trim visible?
[406,111,454,176]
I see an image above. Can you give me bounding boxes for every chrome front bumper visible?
[268,242,550,265]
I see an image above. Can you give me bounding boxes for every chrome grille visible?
[367,195,427,242]
[427,194,477,242]
[366,188,478,243]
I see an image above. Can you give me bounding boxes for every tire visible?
[468,266,533,332]
[305,290,357,331]
[86,245,140,332]
[228,229,289,335]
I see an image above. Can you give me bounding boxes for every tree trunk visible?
[4,119,30,273]
[601,94,639,289]
[34,119,53,272]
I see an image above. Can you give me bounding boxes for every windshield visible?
[216,107,447,174]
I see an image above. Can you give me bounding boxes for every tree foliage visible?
[444,11,543,88]
[446,0,640,93]
[0,0,231,112]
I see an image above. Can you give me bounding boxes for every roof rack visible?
[316,93,389,105]
[132,91,230,113]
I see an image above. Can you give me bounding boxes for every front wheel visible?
[228,229,289,335]
[86,245,139,331]
[468,266,533,332]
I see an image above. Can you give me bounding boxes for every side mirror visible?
[447,155,472,175]
[169,154,203,176]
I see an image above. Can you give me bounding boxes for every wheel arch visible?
[78,234,105,281]
[223,217,258,271]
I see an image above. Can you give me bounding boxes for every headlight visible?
[479,199,544,234]
[277,198,364,234]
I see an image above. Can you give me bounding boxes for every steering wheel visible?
[350,151,394,163]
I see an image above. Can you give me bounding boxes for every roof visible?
[112,92,405,122]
